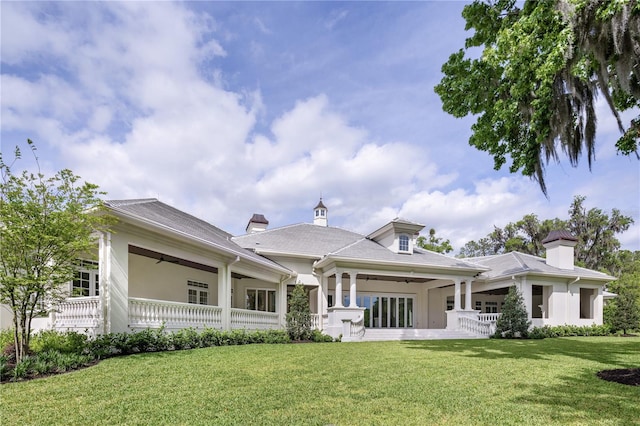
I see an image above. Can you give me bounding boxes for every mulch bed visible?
[596,368,640,386]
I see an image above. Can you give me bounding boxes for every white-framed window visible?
[315,210,320,217]
[320,210,325,217]
[446,296,454,311]
[485,301,498,313]
[72,260,99,297]
[246,288,276,312]
[399,235,410,252]
[475,301,482,311]
[188,280,208,305]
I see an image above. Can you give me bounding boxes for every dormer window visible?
[399,235,410,252]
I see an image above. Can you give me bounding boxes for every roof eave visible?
[107,206,292,275]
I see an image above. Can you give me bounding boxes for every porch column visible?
[106,231,129,333]
[321,274,328,314]
[335,271,343,307]
[454,279,462,311]
[218,264,230,330]
[520,277,532,320]
[465,280,472,310]
[317,281,323,329]
[348,272,358,308]
[279,278,288,328]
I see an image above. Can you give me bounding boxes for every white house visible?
[0,198,615,341]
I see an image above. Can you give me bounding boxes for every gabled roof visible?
[104,199,290,273]
[467,252,615,282]
[233,223,363,258]
[317,238,487,272]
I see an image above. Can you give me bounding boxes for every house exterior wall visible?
[129,253,219,305]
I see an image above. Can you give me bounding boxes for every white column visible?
[520,277,532,320]
[321,275,328,313]
[454,279,462,311]
[279,278,288,328]
[106,231,129,333]
[335,271,343,307]
[218,264,230,330]
[349,272,358,307]
[465,280,472,310]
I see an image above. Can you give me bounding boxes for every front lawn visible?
[2,337,638,425]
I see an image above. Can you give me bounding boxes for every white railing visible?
[230,308,279,330]
[311,314,320,330]
[54,297,102,336]
[459,316,495,336]
[129,298,223,331]
[349,314,366,338]
[478,313,501,322]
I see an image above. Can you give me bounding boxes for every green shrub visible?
[30,330,88,355]
[493,286,531,338]
[0,328,14,352]
[171,328,199,350]
[528,324,613,339]
[286,284,312,340]
[0,354,9,381]
[311,329,334,342]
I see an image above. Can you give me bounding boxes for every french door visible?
[349,293,414,328]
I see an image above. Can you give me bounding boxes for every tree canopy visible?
[435,0,639,195]
[416,228,454,254]
[0,141,111,361]
[459,195,633,274]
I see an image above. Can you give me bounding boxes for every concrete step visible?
[358,328,487,341]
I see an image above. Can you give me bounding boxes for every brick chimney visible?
[542,230,578,270]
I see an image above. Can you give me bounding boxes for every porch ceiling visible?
[128,245,251,279]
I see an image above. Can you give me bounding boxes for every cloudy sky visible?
[1,1,638,252]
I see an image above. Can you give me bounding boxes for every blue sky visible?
[1,1,638,252]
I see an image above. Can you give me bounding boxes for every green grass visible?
[1,337,639,425]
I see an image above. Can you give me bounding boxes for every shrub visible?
[493,286,531,338]
[171,328,200,350]
[0,328,14,353]
[286,284,312,340]
[528,324,613,339]
[311,329,334,342]
[30,330,88,355]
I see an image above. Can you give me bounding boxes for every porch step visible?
[358,328,487,341]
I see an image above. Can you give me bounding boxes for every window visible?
[446,296,454,311]
[399,235,410,252]
[187,280,208,305]
[475,301,482,311]
[320,210,325,217]
[72,260,99,297]
[485,301,498,313]
[246,289,276,312]
[315,210,320,217]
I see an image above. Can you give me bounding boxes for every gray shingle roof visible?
[233,223,363,257]
[327,238,487,271]
[105,199,290,273]
[467,252,615,281]
[234,223,485,272]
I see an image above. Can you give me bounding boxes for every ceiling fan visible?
[156,255,180,265]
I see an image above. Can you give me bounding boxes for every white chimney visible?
[542,230,577,270]
[246,214,269,234]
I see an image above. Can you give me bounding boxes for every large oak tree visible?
[436,0,639,194]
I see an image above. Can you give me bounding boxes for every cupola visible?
[313,198,328,227]
[542,230,577,270]
[246,213,269,234]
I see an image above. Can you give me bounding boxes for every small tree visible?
[608,287,640,335]
[494,285,531,338]
[0,141,111,361]
[286,284,312,341]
